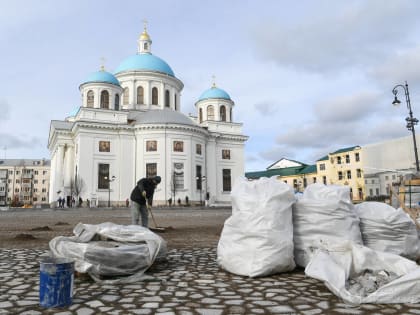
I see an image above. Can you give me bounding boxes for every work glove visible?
[142,191,147,198]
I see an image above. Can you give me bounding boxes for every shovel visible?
[147,205,166,232]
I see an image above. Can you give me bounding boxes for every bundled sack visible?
[355,202,419,260]
[49,222,167,283]
[305,240,420,304]
[293,183,362,267]
[217,176,296,277]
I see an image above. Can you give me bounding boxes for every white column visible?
[55,145,65,197]
[160,82,165,109]
[206,137,217,205]
[63,145,74,191]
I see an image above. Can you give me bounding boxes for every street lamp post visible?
[392,81,420,172]
[196,175,206,206]
[104,176,116,207]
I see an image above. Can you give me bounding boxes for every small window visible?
[173,141,183,152]
[355,152,360,162]
[146,163,157,178]
[376,188,379,195]
[152,87,158,105]
[338,171,343,180]
[115,94,120,110]
[123,87,129,105]
[100,90,109,109]
[385,175,389,180]
[146,140,157,152]
[358,188,363,200]
[87,90,94,107]
[345,154,350,163]
[207,105,214,121]
[174,93,177,110]
[165,90,170,107]
[99,141,110,152]
[337,156,342,164]
[196,144,202,155]
[357,169,362,178]
[34,170,38,175]
[137,86,144,104]
[347,170,352,179]
[98,163,110,189]
[222,169,231,192]
[42,179,46,184]
[220,106,226,121]
[222,149,231,160]
[43,170,47,175]
[319,163,325,171]
[42,188,46,193]
[313,177,317,183]
[16,179,20,184]
[369,188,373,196]
[144,43,148,50]
[323,176,327,185]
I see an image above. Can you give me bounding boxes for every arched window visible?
[220,106,226,122]
[87,90,94,107]
[137,86,144,104]
[144,43,148,50]
[207,105,215,121]
[115,94,120,111]
[152,87,158,105]
[174,93,177,110]
[165,90,170,107]
[123,87,129,105]
[199,108,203,123]
[100,90,109,109]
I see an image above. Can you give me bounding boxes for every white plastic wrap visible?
[293,183,362,267]
[355,202,419,260]
[217,176,296,277]
[49,222,167,283]
[305,240,420,304]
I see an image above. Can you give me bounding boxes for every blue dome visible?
[83,70,120,86]
[198,87,231,101]
[114,54,175,77]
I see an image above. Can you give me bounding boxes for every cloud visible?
[0,133,42,150]
[253,101,278,116]
[0,100,10,122]
[251,1,420,73]
[314,91,382,123]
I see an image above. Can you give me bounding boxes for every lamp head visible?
[392,96,401,106]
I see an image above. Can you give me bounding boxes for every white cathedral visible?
[48,26,248,207]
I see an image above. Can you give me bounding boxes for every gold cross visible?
[142,19,148,31]
[212,75,216,87]
[100,57,106,71]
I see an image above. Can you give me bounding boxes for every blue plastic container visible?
[39,257,74,308]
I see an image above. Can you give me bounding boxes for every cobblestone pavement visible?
[1,247,420,315]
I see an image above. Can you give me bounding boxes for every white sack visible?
[217,176,296,277]
[355,202,419,260]
[293,183,362,267]
[305,240,420,304]
[49,222,167,283]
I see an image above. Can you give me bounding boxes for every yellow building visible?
[246,146,366,201]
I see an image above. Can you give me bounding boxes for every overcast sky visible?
[1,0,420,171]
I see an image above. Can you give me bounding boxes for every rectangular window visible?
[358,187,363,199]
[369,188,373,196]
[43,170,47,175]
[345,155,350,163]
[293,179,298,189]
[16,171,20,175]
[357,169,362,178]
[8,170,12,175]
[355,152,360,162]
[42,180,46,184]
[196,165,202,190]
[99,141,110,152]
[222,149,231,160]
[146,163,157,178]
[34,188,38,192]
[23,179,30,184]
[323,176,327,185]
[385,175,389,180]
[337,156,342,164]
[15,188,19,193]
[319,163,325,171]
[392,175,396,180]
[98,163,110,189]
[146,140,157,152]
[196,144,202,155]
[173,141,184,152]
[223,169,231,192]
[338,171,343,180]
[34,170,38,175]
[347,170,351,179]
[34,179,38,184]
[42,188,46,193]
[376,188,379,195]
[16,179,20,184]
[173,163,184,189]
[42,197,46,201]
[33,197,37,202]
[313,177,317,183]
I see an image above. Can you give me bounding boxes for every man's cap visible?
[153,176,161,184]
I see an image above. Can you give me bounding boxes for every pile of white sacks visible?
[217,177,420,304]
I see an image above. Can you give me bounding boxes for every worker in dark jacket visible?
[130,176,161,227]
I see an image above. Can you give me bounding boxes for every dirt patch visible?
[14,233,37,240]
[55,221,70,226]
[30,226,52,231]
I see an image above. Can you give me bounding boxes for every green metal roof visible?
[330,146,360,155]
[317,155,328,161]
[245,165,317,179]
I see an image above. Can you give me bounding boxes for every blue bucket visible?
[39,257,75,308]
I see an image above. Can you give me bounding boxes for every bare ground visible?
[0,206,231,249]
